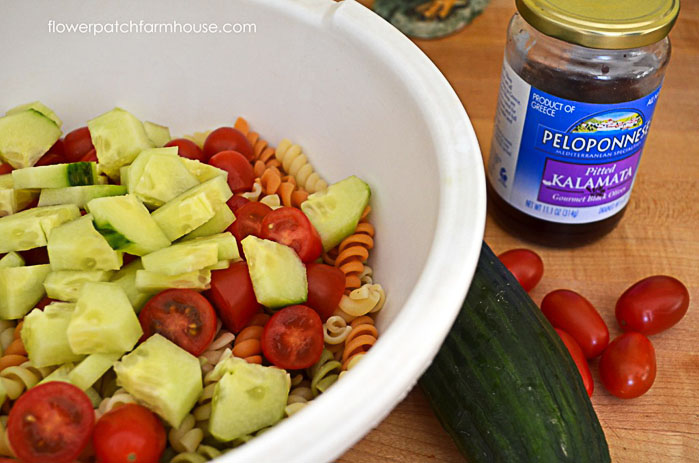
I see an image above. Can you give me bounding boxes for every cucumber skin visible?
[66,162,95,186]
[419,243,610,463]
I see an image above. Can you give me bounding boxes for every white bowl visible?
[3,0,486,461]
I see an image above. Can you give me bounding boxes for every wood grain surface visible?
[340,0,699,461]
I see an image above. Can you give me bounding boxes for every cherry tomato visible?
[0,163,12,175]
[165,138,205,162]
[306,263,346,321]
[19,247,50,265]
[555,328,594,397]
[262,305,324,370]
[203,127,253,161]
[47,138,65,157]
[209,150,255,193]
[34,150,66,166]
[541,289,609,359]
[93,403,166,463]
[227,194,250,213]
[7,382,94,463]
[229,201,272,256]
[261,207,322,262]
[615,275,690,336]
[208,262,262,333]
[63,127,94,163]
[139,289,217,356]
[0,458,18,462]
[35,297,57,310]
[599,332,656,399]
[79,148,98,163]
[498,248,544,292]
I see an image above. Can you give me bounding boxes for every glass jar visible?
[487,0,679,246]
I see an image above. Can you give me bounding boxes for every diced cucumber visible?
[143,121,171,147]
[114,334,202,427]
[179,158,227,182]
[0,186,37,217]
[87,107,154,179]
[69,352,121,390]
[301,175,371,251]
[241,236,307,309]
[209,357,289,441]
[47,214,123,271]
[12,162,98,189]
[135,269,211,292]
[67,282,143,355]
[110,259,154,312]
[0,204,80,253]
[120,166,130,188]
[206,260,231,271]
[39,363,75,386]
[21,304,84,367]
[43,270,113,302]
[0,252,24,268]
[0,264,51,319]
[128,148,199,208]
[184,232,239,261]
[87,194,171,255]
[38,185,127,208]
[0,174,12,189]
[0,109,62,168]
[6,101,62,128]
[181,204,235,240]
[151,176,232,241]
[142,242,219,276]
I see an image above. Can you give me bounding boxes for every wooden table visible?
[341,0,699,461]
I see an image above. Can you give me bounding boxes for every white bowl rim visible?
[220,1,487,462]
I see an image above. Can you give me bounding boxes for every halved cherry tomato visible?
[47,138,65,157]
[139,289,217,356]
[541,289,609,359]
[599,332,656,399]
[165,138,205,162]
[79,148,97,163]
[262,305,324,370]
[35,150,66,166]
[35,297,57,310]
[229,201,272,256]
[209,150,254,193]
[208,262,261,333]
[616,275,690,336]
[93,403,166,463]
[227,194,250,213]
[63,127,94,163]
[0,458,18,462]
[7,382,94,463]
[498,248,544,292]
[261,207,322,262]
[0,163,12,175]
[19,247,50,265]
[555,328,594,397]
[306,263,345,321]
[203,127,253,161]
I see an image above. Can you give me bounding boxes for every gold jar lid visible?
[516,0,680,49]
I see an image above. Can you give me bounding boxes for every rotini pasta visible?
[95,388,137,420]
[285,374,313,417]
[0,361,52,401]
[309,349,341,397]
[0,323,26,373]
[199,326,236,376]
[169,413,205,454]
[337,283,386,318]
[341,316,378,371]
[323,316,352,345]
[275,139,328,194]
[334,208,375,291]
[255,166,308,208]
[0,321,16,354]
[231,313,269,365]
[234,117,280,170]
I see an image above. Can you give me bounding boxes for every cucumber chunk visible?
[0,204,80,253]
[128,148,199,208]
[47,214,123,271]
[0,109,62,168]
[0,264,51,319]
[39,363,75,386]
[12,162,98,189]
[0,178,38,217]
[143,121,171,147]
[69,352,121,390]
[114,334,202,427]
[151,176,232,241]
[38,185,127,208]
[87,194,171,256]
[43,270,113,302]
[301,175,371,251]
[184,232,239,261]
[0,174,12,189]
[208,357,289,441]
[21,303,85,367]
[181,204,235,240]
[241,236,307,309]
[6,101,62,128]
[67,282,143,355]
[142,242,219,276]
[179,158,227,183]
[0,252,24,268]
[87,107,154,179]
[110,259,155,312]
[135,269,211,292]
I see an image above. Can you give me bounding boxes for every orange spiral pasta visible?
[254,166,309,208]
[0,323,27,372]
[341,316,378,371]
[232,313,270,364]
[234,117,281,169]
[334,206,374,291]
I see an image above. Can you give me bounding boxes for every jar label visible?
[488,58,661,224]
